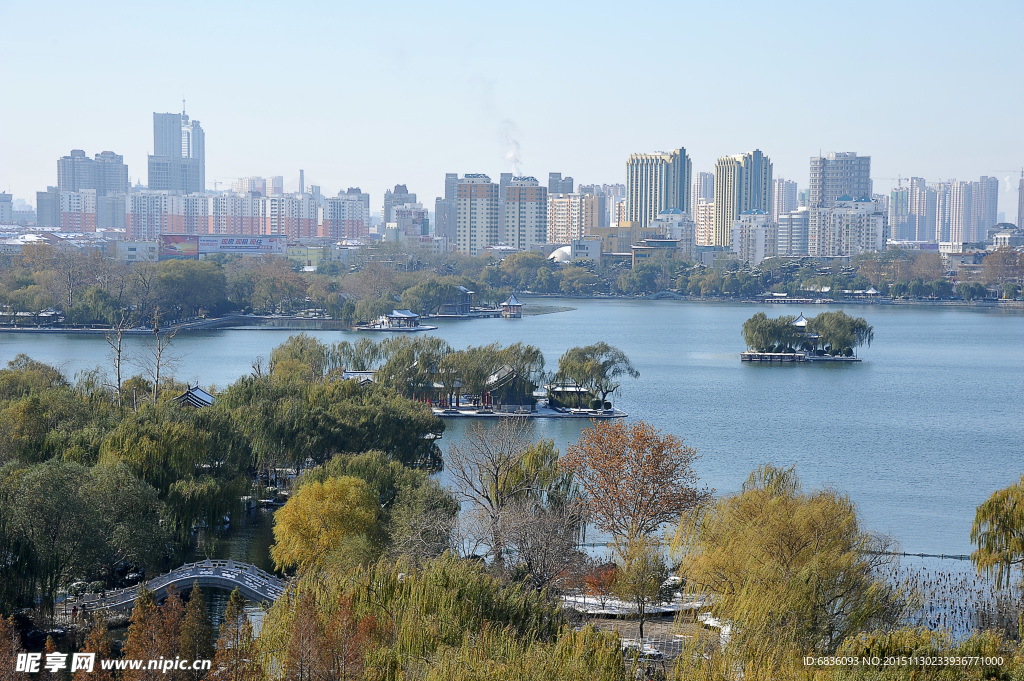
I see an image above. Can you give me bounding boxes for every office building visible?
[502,177,547,251]
[434,197,456,241]
[148,110,205,193]
[444,173,459,201]
[712,149,772,247]
[626,147,692,230]
[455,174,499,255]
[777,208,810,256]
[731,209,777,265]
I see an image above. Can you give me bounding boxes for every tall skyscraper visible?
[712,149,771,247]
[502,177,547,251]
[455,174,499,255]
[626,148,692,231]
[148,109,205,193]
[771,178,798,223]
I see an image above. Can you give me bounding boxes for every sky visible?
[1,0,1022,221]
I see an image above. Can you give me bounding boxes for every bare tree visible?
[104,310,134,405]
[447,417,584,586]
[144,309,179,403]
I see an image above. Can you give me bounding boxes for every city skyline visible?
[1,0,1022,221]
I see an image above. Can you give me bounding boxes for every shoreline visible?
[0,295,1020,336]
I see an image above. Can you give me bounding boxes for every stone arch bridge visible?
[77,559,286,613]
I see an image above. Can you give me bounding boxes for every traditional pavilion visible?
[381,309,421,329]
[500,293,523,318]
[173,385,214,408]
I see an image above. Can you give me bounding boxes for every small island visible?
[740,310,873,363]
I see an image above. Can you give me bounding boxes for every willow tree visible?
[971,476,1024,640]
[677,465,907,659]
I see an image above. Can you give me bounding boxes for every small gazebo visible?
[500,293,523,319]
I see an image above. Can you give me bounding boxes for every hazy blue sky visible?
[1,0,1022,220]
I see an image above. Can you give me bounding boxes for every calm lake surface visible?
[2,299,1021,556]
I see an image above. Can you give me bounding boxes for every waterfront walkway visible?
[76,559,286,613]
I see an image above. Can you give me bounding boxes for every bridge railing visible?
[77,559,286,612]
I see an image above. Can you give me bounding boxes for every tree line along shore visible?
[1,242,1021,332]
[0,330,1022,679]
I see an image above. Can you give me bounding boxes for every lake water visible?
[2,299,1021,556]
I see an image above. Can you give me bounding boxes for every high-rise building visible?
[949,180,973,244]
[36,188,59,228]
[0,194,12,224]
[712,149,771,247]
[499,173,513,204]
[972,176,999,239]
[148,110,205,193]
[907,177,934,242]
[693,201,715,246]
[323,188,371,239]
[808,152,872,208]
[434,197,456,242]
[392,203,430,237]
[692,171,714,206]
[502,177,547,251]
[626,148,692,231]
[933,182,952,242]
[382,184,416,223]
[548,172,574,195]
[813,197,885,257]
[548,193,586,244]
[232,177,267,195]
[771,178,798,223]
[455,174,499,255]
[778,208,810,256]
[889,183,910,241]
[267,176,284,195]
[808,152,871,253]
[444,173,459,201]
[57,149,129,195]
[731,210,777,265]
